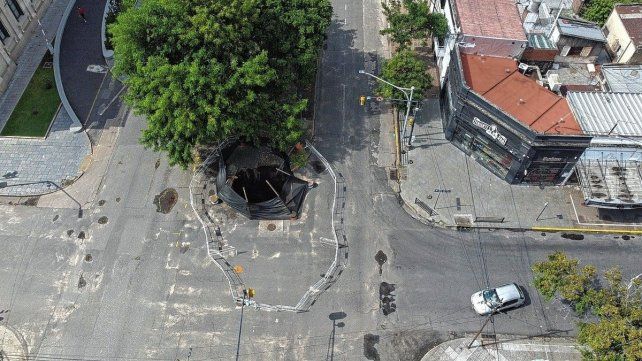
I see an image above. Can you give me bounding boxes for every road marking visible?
[86,64,108,73]
[500,343,578,353]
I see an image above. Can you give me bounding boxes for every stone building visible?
[0,0,52,93]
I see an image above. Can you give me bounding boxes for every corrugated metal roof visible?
[602,65,642,93]
[556,18,606,42]
[567,92,642,136]
[528,34,556,49]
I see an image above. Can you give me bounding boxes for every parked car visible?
[471,283,525,315]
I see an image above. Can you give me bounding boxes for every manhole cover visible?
[267,223,277,231]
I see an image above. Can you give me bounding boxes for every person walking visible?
[77,6,87,22]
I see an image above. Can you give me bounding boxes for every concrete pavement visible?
[400,99,642,232]
[421,337,581,361]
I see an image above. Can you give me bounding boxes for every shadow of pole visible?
[327,312,347,361]
[0,180,83,218]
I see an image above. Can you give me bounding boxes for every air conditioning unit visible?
[548,73,561,92]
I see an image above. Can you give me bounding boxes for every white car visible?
[471,283,525,315]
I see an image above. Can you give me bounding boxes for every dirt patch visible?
[155,159,161,169]
[153,188,178,214]
[97,216,108,224]
[561,233,584,241]
[311,160,326,174]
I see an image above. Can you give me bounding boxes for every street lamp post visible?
[359,70,415,153]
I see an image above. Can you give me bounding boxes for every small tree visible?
[581,0,636,26]
[376,50,432,108]
[532,252,642,360]
[380,0,448,50]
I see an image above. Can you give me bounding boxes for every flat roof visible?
[556,17,606,42]
[567,92,642,137]
[454,0,526,40]
[616,4,642,46]
[460,53,583,135]
[602,64,642,93]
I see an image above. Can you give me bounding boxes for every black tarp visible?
[215,146,309,220]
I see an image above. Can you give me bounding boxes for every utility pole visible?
[235,288,255,361]
[467,311,496,349]
[358,70,415,162]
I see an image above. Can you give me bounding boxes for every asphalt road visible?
[1,0,642,360]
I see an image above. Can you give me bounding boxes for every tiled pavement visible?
[0,108,90,196]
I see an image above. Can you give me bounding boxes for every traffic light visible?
[359,96,366,106]
[247,288,255,298]
[408,116,415,126]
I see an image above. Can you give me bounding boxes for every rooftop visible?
[616,4,642,46]
[556,17,606,42]
[460,53,582,135]
[601,64,642,93]
[528,33,556,49]
[454,0,526,40]
[567,91,642,137]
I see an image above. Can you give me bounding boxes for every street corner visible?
[189,141,344,309]
[420,336,581,361]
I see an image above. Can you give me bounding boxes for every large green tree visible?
[532,252,642,360]
[110,0,332,167]
[376,50,432,107]
[380,0,448,49]
[581,0,636,25]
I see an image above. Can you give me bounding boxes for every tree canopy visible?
[532,252,642,360]
[380,0,448,49]
[581,0,636,25]
[110,0,332,167]
[376,50,432,107]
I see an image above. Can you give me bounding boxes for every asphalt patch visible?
[153,188,178,214]
[78,275,86,288]
[363,334,380,361]
[561,233,584,240]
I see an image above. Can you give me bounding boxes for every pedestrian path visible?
[421,337,581,361]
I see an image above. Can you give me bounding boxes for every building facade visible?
[440,47,591,184]
[603,4,642,64]
[0,0,52,94]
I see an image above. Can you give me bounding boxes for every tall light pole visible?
[359,70,415,153]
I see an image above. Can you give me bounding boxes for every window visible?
[568,46,584,56]
[0,21,9,44]
[6,0,24,20]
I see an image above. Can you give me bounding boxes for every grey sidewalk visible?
[421,337,581,361]
[400,99,605,230]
